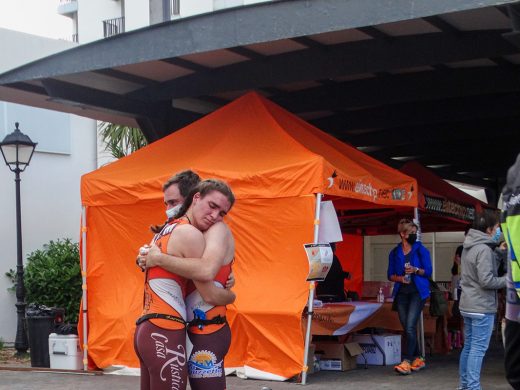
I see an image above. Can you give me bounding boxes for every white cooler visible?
[48,333,83,370]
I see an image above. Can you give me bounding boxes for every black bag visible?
[429,279,448,317]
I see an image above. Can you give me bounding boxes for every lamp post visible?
[0,122,37,355]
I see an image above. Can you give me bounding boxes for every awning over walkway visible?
[1,0,519,196]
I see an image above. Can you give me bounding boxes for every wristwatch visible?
[414,267,420,274]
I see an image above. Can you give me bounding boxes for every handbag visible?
[429,279,448,317]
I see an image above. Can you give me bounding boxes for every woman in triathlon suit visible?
[134,179,235,390]
[185,261,233,390]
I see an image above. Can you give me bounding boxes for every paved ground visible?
[0,336,511,389]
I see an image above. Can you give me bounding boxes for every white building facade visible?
[58,0,273,44]
[0,28,98,344]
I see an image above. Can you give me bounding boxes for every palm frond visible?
[99,122,148,158]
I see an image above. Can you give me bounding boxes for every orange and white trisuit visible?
[186,262,232,390]
[134,219,190,390]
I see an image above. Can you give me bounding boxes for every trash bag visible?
[55,323,78,335]
[26,303,65,321]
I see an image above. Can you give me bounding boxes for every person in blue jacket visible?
[388,218,432,375]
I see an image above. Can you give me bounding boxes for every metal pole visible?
[302,193,322,385]
[81,206,88,371]
[14,168,28,354]
[413,208,425,357]
[432,232,437,281]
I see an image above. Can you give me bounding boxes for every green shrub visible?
[4,269,16,292]
[24,239,81,323]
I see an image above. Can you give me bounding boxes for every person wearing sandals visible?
[388,219,432,375]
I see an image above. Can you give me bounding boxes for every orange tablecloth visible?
[305,300,453,354]
[303,301,382,336]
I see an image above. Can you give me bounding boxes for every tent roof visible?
[81,92,417,208]
[336,161,492,234]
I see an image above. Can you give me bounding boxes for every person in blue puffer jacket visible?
[388,218,432,375]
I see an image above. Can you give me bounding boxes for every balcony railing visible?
[103,16,125,38]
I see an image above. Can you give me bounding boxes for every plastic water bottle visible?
[377,287,385,303]
[404,262,411,283]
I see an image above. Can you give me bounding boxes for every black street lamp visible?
[0,122,37,355]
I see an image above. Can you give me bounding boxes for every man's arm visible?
[194,280,236,306]
[167,224,205,260]
[145,222,231,282]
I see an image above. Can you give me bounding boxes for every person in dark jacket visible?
[316,243,350,301]
[388,219,432,375]
[458,210,506,390]
[502,153,520,390]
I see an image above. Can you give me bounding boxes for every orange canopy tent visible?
[335,161,491,236]
[79,92,417,380]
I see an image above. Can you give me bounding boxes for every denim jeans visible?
[396,288,426,361]
[459,312,495,390]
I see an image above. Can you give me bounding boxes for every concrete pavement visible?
[0,336,511,389]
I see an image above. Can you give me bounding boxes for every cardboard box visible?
[314,342,362,371]
[352,334,401,366]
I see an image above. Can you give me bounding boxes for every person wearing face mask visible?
[388,218,432,375]
[457,210,507,390]
[151,170,203,234]
[137,170,235,288]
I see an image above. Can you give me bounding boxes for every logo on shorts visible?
[188,349,222,378]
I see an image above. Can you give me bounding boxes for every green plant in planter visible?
[24,239,81,323]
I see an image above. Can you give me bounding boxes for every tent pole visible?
[432,232,437,281]
[414,207,426,357]
[81,206,88,371]
[301,193,323,385]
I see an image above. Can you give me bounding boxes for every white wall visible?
[0,28,76,72]
[0,30,97,344]
[364,231,466,283]
[181,0,213,17]
[124,0,150,32]
[78,0,123,43]
[73,0,276,42]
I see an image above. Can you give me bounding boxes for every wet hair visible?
[162,170,201,198]
[472,210,499,233]
[150,170,201,233]
[397,218,415,234]
[174,179,235,219]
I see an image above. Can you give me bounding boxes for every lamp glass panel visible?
[0,144,17,164]
[17,144,34,165]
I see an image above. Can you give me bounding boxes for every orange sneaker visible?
[411,356,426,371]
[394,359,412,375]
